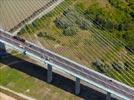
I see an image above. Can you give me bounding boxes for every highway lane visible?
[0,31,134,99]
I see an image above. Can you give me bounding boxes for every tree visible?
[63,26,78,36]
[92,59,106,73]
[54,17,72,29]
[122,31,134,54]
[76,17,92,30]
[37,32,47,37]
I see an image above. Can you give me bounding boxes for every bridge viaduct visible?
[0,29,134,100]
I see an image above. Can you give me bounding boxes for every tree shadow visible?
[0,53,116,100]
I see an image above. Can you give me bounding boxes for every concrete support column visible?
[75,77,80,95]
[23,50,26,55]
[106,92,111,100]
[47,64,52,83]
[0,41,6,51]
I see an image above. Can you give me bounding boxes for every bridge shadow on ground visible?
[0,53,116,100]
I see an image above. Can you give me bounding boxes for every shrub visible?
[37,32,47,37]
[37,32,56,41]
[92,59,107,73]
[75,17,92,30]
[63,26,78,36]
[122,31,134,53]
[54,17,72,29]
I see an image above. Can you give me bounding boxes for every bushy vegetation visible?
[93,59,130,73]
[63,26,78,36]
[123,31,134,53]
[75,0,134,54]
[109,0,134,16]
[54,9,92,36]
[37,32,56,41]
[92,59,109,73]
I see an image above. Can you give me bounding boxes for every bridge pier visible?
[106,92,111,100]
[0,41,6,52]
[75,77,80,95]
[47,64,53,83]
[23,50,26,55]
